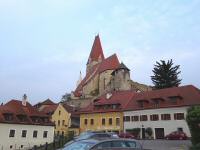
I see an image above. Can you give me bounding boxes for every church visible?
[66,35,151,108]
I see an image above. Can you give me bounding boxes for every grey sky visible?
[0,0,200,104]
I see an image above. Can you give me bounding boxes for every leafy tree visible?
[186,106,200,146]
[151,59,181,89]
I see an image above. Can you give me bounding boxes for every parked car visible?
[63,138,143,150]
[165,131,188,140]
[64,131,118,147]
[118,132,135,139]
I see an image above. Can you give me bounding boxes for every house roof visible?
[40,104,58,115]
[87,35,105,63]
[80,90,135,114]
[0,100,54,126]
[125,85,200,111]
[73,54,120,97]
[41,99,56,105]
[79,85,200,114]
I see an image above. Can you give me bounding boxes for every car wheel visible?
[166,137,169,140]
[179,137,183,140]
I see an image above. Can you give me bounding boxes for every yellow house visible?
[80,91,134,133]
[52,103,80,136]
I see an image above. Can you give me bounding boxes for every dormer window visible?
[17,115,28,122]
[151,98,165,108]
[31,116,40,123]
[168,96,182,105]
[137,99,149,109]
[3,113,13,121]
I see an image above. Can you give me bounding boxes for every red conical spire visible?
[87,35,105,64]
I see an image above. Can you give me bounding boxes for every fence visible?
[31,133,74,150]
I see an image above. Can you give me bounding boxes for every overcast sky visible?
[0,0,200,104]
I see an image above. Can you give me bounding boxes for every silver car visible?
[62,138,143,150]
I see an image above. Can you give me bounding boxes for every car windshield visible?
[77,132,93,140]
[63,141,96,150]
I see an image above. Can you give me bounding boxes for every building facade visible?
[80,91,134,133]
[123,85,200,139]
[0,97,54,150]
[51,103,80,136]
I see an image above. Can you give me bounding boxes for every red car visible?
[118,132,135,139]
[165,131,188,140]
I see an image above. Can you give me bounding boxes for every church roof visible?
[111,62,130,75]
[73,54,120,97]
[87,35,105,63]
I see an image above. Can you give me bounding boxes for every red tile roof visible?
[0,100,54,126]
[80,90,135,114]
[40,104,58,115]
[74,54,120,97]
[87,35,105,63]
[79,85,200,114]
[125,85,200,111]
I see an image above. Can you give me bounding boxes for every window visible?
[138,102,144,108]
[109,118,112,125]
[150,114,159,121]
[123,116,130,122]
[161,114,171,120]
[4,114,13,121]
[116,118,120,126]
[178,128,183,132]
[153,100,160,108]
[57,131,60,135]
[21,145,23,148]
[90,119,94,125]
[140,115,148,121]
[9,130,15,137]
[131,116,139,121]
[62,120,65,126]
[59,110,61,115]
[102,118,105,125]
[21,130,27,138]
[84,119,88,125]
[43,131,48,138]
[174,113,184,120]
[33,130,38,138]
[10,145,13,149]
[58,120,60,126]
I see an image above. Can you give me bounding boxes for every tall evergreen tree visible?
[151,59,181,89]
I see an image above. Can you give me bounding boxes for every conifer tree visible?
[151,59,181,89]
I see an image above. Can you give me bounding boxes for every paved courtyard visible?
[139,140,192,150]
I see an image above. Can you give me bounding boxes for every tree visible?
[186,106,200,146]
[151,59,181,89]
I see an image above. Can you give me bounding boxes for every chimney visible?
[22,94,27,106]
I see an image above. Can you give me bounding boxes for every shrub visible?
[126,128,141,139]
[190,143,200,150]
[145,127,153,137]
[186,106,200,145]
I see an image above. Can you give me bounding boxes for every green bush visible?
[190,143,200,150]
[186,106,200,145]
[145,127,153,137]
[126,128,141,139]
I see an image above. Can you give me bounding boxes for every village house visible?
[0,95,54,150]
[51,103,80,136]
[79,91,134,133]
[123,85,200,139]
[35,99,80,136]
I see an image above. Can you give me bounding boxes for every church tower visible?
[111,62,131,91]
[86,35,105,73]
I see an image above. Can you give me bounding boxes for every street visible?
[140,140,192,150]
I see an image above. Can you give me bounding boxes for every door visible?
[155,128,164,139]
[142,128,145,139]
